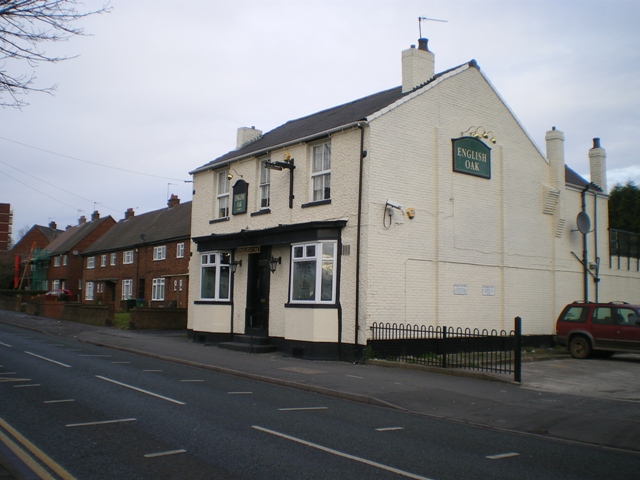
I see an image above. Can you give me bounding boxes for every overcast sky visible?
[2,0,639,240]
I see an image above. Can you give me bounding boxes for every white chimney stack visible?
[545,127,565,190]
[589,138,607,192]
[236,126,262,149]
[402,38,435,94]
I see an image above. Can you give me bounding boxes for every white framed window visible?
[217,170,230,218]
[259,160,270,209]
[179,279,183,291]
[290,241,337,304]
[311,142,331,201]
[85,282,94,301]
[52,280,60,290]
[54,256,61,267]
[122,279,133,299]
[176,243,185,258]
[62,255,67,266]
[87,256,95,269]
[123,250,133,264]
[101,254,107,267]
[110,253,116,266]
[200,252,231,301]
[153,245,166,261]
[173,279,178,291]
[152,278,165,301]
[97,283,103,293]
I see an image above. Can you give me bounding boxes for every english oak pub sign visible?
[452,137,491,179]
[232,179,248,215]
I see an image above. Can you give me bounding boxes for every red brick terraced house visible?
[82,197,191,310]
[45,211,116,298]
[9,222,63,290]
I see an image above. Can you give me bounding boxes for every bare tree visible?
[0,0,109,108]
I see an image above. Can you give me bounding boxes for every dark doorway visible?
[245,247,271,337]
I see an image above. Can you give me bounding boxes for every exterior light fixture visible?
[268,256,281,274]
[461,126,497,144]
[231,259,242,274]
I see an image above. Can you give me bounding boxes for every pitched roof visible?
[46,216,114,255]
[192,59,591,189]
[83,202,192,255]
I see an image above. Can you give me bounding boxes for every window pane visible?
[313,146,322,173]
[293,246,304,258]
[219,266,230,299]
[324,174,330,199]
[321,260,333,301]
[220,253,230,265]
[306,245,316,257]
[201,267,216,298]
[292,261,316,301]
[323,143,331,170]
[322,243,334,258]
[313,176,324,201]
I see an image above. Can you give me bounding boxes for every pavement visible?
[1,310,640,478]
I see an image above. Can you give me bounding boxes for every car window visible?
[617,308,640,326]
[561,306,587,323]
[593,307,614,325]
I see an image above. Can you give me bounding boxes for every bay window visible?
[200,252,231,301]
[290,241,336,303]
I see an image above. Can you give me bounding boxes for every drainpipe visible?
[581,186,589,302]
[355,124,366,362]
[593,192,599,302]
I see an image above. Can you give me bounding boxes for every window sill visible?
[285,302,338,309]
[209,217,230,224]
[251,209,271,217]
[301,199,331,209]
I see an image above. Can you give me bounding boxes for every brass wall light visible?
[268,256,281,274]
[461,126,497,144]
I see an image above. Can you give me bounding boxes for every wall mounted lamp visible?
[231,259,242,274]
[268,256,281,274]
[461,126,497,144]
[227,168,243,181]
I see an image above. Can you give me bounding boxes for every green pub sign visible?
[232,179,248,215]
[452,137,491,179]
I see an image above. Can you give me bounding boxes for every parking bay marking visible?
[278,407,328,411]
[25,351,71,368]
[0,342,12,348]
[96,375,186,405]
[252,426,434,480]
[144,449,187,458]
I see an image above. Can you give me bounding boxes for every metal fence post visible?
[514,316,522,383]
[441,326,447,368]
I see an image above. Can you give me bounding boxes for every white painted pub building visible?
[187,38,639,360]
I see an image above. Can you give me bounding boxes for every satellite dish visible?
[576,211,591,234]
[72,250,79,256]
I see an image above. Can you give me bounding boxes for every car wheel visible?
[569,336,591,359]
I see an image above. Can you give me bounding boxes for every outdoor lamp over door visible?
[231,259,242,274]
[268,256,281,273]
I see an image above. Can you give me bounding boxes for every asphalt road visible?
[2,323,640,480]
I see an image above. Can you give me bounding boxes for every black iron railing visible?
[368,317,522,381]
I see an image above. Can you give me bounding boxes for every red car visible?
[556,301,640,358]
[44,289,72,298]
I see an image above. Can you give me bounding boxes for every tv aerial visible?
[418,16,448,38]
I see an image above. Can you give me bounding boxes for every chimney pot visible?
[593,138,601,148]
[168,194,180,208]
[418,38,429,51]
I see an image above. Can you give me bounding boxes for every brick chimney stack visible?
[78,216,87,225]
[91,210,100,221]
[125,208,135,220]
[49,221,57,230]
[168,194,180,208]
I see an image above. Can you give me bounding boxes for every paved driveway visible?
[521,353,640,402]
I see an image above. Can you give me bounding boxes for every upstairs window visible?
[153,245,166,261]
[62,255,67,266]
[176,243,185,258]
[217,170,230,218]
[290,241,337,304]
[259,160,270,209]
[110,253,117,266]
[311,142,331,201]
[200,252,231,301]
[54,256,61,267]
[87,256,95,269]
[101,254,107,267]
[123,250,133,264]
